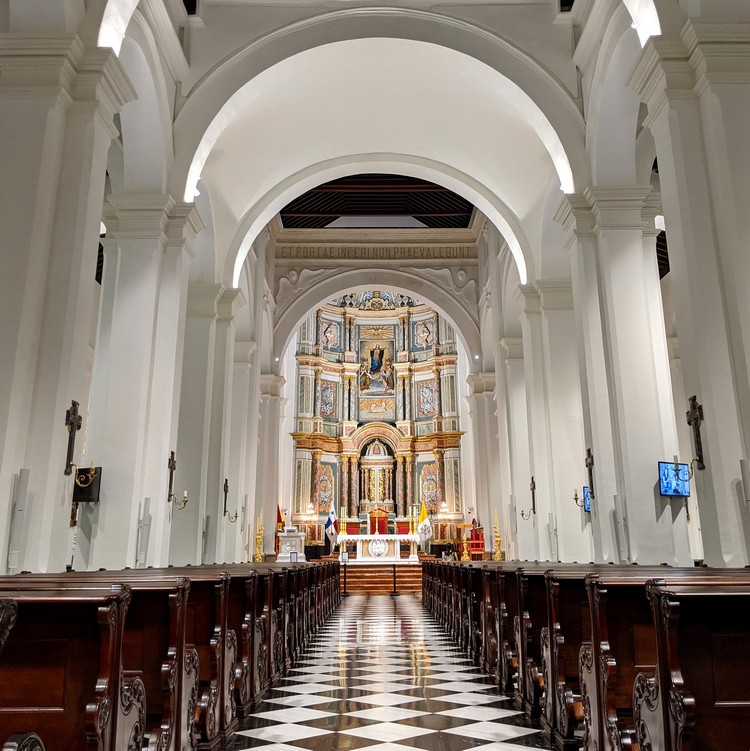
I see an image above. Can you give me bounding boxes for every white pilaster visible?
[466,373,499,555]
[501,338,536,560]
[81,194,181,570]
[536,280,592,564]
[256,374,286,557]
[630,33,750,565]
[518,286,555,560]
[0,39,135,572]
[169,283,222,565]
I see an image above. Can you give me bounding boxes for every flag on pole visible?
[417,498,433,547]
[325,503,339,548]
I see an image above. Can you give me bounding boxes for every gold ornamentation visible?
[253,516,264,563]
[360,326,393,340]
[461,531,470,561]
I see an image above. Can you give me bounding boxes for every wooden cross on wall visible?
[64,400,82,476]
[529,476,536,514]
[585,448,595,499]
[223,478,229,516]
[167,451,177,502]
[686,395,706,470]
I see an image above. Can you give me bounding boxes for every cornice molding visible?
[535,279,574,310]
[186,282,224,318]
[500,337,524,360]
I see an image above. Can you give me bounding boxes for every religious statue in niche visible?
[321,321,340,350]
[320,382,336,418]
[359,341,395,395]
[414,320,435,349]
[418,381,437,417]
[420,463,438,509]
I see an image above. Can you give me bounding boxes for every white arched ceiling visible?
[588,11,643,185]
[225,154,535,289]
[621,0,662,45]
[117,13,172,192]
[273,271,482,377]
[175,10,584,202]
[184,36,573,287]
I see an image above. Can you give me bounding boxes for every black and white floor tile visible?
[226,594,550,751]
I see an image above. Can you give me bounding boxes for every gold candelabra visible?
[460,530,470,561]
[253,516,264,563]
[492,512,504,561]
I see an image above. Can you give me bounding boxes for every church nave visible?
[226,595,549,751]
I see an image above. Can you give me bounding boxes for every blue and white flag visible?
[325,504,339,548]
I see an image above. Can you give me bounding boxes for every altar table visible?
[338,533,420,564]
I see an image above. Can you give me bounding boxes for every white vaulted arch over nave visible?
[2,0,750,580]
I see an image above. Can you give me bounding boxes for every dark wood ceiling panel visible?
[279,174,475,229]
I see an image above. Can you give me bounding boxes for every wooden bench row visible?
[0,561,339,751]
[423,559,750,751]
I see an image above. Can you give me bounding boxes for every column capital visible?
[186,282,223,318]
[466,372,496,395]
[500,337,524,360]
[103,193,175,241]
[516,284,541,314]
[217,287,247,322]
[234,341,257,367]
[259,373,285,397]
[166,202,205,258]
[554,193,596,246]
[585,186,655,230]
[535,279,574,310]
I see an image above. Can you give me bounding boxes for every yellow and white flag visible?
[417,498,433,547]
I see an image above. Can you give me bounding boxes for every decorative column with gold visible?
[342,376,349,421]
[405,453,414,511]
[341,455,349,518]
[311,449,322,510]
[350,455,359,516]
[396,455,405,516]
[433,366,442,430]
[313,368,322,419]
[434,449,444,507]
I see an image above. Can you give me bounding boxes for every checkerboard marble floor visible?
[226,594,550,751]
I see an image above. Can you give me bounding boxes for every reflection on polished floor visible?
[226,594,550,751]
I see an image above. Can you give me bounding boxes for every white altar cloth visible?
[338,533,420,563]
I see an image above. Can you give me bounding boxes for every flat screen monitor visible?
[582,486,592,512]
[658,461,691,498]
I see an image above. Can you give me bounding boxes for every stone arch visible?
[273,269,482,377]
[173,7,586,203]
[588,7,643,186]
[227,153,536,289]
[350,423,410,455]
[117,12,172,193]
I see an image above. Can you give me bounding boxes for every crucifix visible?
[223,478,229,516]
[585,448,595,499]
[167,451,177,503]
[529,476,536,514]
[686,395,706,471]
[64,400,82,476]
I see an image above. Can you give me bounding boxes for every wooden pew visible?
[581,568,750,751]
[634,580,750,751]
[2,733,47,751]
[11,573,197,751]
[0,599,16,656]
[0,584,145,751]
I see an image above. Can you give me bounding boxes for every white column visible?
[205,288,244,564]
[256,374,286,557]
[142,204,202,567]
[518,286,555,561]
[631,30,750,566]
[466,374,499,549]
[169,283,221,565]
[82,194,192,571]
[501,338,536,560]
[555,198,625,563]
[591,187,690,565]
[0,42,134,573]
[537,280,592,564]
[226,341,257,563]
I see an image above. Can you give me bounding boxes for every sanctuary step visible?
[339,561,426,594]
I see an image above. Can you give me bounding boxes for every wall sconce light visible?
[223,477,238,523]
[520,476,536,520]
[167,450,188,509]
